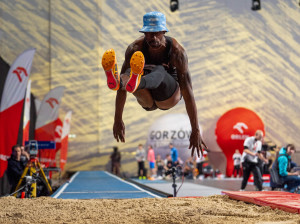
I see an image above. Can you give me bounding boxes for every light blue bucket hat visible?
[139,11,169,33]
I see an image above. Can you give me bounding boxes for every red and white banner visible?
[22,79,31,146]
[34,98,41,114]
[55,118,63,153]
[35,86,65,167]
[60,111,72,170]
[0,48,36,177]
[215,107,264,177]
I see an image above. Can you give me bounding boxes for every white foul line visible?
[105,171,161,198]
[52,171,80,198]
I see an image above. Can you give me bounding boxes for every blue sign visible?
[25,141,56,150]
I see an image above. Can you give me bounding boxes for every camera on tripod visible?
[28,140,38,159]
[165,167,177,176]
[13,140,53,198]
[165,167,179,197]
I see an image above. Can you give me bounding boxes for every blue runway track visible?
[51,171,161,199]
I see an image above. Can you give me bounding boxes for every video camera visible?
[165,167,176,176]
[262,143,276,152]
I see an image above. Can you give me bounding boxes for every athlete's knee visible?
[142,104,158,111]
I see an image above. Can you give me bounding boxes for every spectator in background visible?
[156,154,165,179]
[260,149,272,175]
[278,144,300,193]
[135,144,146,179]
[169,143,178,166]
[147,145,156,179]
[232,149,242,178]
[183,156,197,179]
[176,157,184,176]
[164,154,173,170]
[240,130,268,191]
[177,157,184,167]
[7,144,27,193]
[110,146,121,176]
[196,150,208,179]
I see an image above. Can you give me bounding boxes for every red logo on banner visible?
[215,107,264,177]
[46,98,59,108]
[13,67,28,82]
[55,124,63,140]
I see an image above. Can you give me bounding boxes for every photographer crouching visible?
[7,144,29,193]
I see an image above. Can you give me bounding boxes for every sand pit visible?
[0,195,299,224]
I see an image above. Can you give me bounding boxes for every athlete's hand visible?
[113,120,125,142]
[189,129,207,157]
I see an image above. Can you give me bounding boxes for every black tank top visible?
[141,36,178,81]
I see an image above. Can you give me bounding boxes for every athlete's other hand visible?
[113,120,125,142]
[189,129,207,158]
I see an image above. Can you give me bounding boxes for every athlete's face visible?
[144,31,166,48]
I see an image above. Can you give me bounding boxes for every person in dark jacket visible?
[277,144,300,193]
[7,145,28,193]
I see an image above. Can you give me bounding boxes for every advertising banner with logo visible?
[34,98,41,113]
[0,48,35,177]
[54,118,63,153]
[146,113,202,162]
[60,111,72,170]
[22,80,31,145]
[215,107,264,177]
[35,86,65,167]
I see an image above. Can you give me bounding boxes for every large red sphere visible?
[215,107,264,177]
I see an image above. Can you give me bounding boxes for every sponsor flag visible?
[60,111,72,170]
[35,86,65,167]
[0,48,36,177]
[55,118,63,153]
[0,56,10,101]
[34,98,41,114]
[22,80,31,146]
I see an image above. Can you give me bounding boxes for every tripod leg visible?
[30,167,37,198]
[13,166,29,197]
[172,173,177,197]
[37,162,53,194]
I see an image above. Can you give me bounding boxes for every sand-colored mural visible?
[1,0,300,175]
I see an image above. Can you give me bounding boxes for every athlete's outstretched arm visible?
[113,89,126,142]
[172,42,206,157]
[113,45,135,142]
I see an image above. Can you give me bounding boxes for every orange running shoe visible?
[126,51,145,93]
[102,49,120,91]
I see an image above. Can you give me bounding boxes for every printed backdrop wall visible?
[146,113,202,162]
[0,0,300,175]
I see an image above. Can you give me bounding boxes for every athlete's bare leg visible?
[121,74,154,108]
